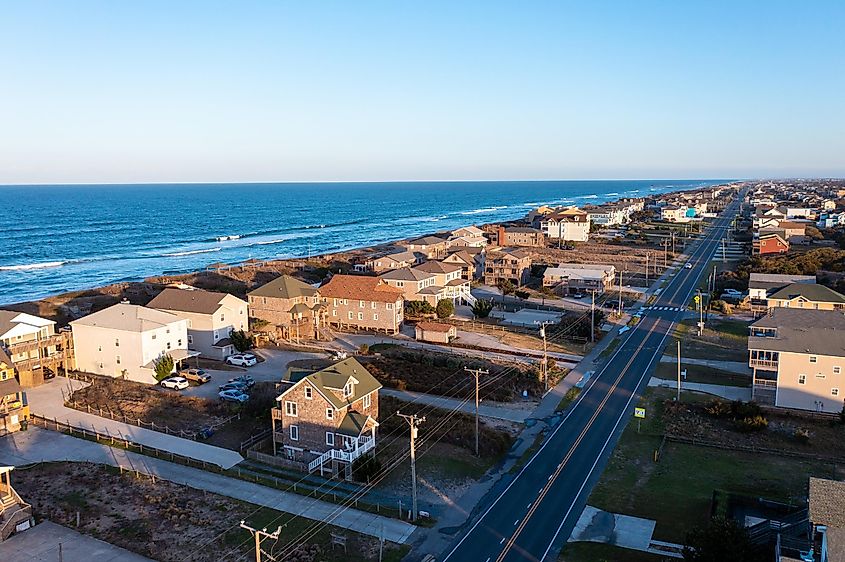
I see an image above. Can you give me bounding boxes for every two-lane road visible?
[441,195,743,562]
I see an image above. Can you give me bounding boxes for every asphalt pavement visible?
[438,193,744,562]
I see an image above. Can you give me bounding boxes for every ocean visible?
[0,180,725,304]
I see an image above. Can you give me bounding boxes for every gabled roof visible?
[406,235,449,246]
[277,357,382,410]
[768,283,845,304]
[0,311,55,340]
[248,275,318,300]
[148,288,244,315]
[70,303,182,332]
[748,273,815,291]
[416,321,453,333]
[443,251,474,266]
[379,251,418,263]
[413,261,462,275]
[810,477,845,529]
[379,268,433,282]
[337,411,377,437]
[489,248,532,260]
[319,275,404,303]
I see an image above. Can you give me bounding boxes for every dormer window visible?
[343,381,354,398]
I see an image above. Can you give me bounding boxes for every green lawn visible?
[664,318,749,362]
[587,388,842,543]
[598,337,621,360]
[559,542,668,562]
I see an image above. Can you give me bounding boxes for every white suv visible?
[225,353,257,367]
[160,376,189,390]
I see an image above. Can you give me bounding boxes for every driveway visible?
[181,348,325,399]
[0,520,154,562]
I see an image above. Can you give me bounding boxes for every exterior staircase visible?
[308,437,375,475]
[462,292,477,306]
[0,487,33,542]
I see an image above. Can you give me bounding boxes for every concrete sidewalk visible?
[27,377,243,469]
[658,355,750,374]
[0,428,417,544]
[380,388,533,423]
[0,520,155,562]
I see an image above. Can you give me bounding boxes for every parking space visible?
[179,348,326,400]
[490,308,564,327]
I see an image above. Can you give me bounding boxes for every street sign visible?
[693,295,700,304]
[634,407,646,419]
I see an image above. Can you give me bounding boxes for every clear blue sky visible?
[1,1,843,183]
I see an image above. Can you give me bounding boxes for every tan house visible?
[319,275,404,334]
[0,311,71,387]
[449,226,487,248]
[148,287,248,360]
[379,268,437,301]
[413,261,471,303]
[749,308,845,413]
[415,322,456,344]
[540,208,590,242]
[0,349,29,435]
[70,303,198,384]
[443,249,479,280]
[362,250,421,273]
[765,283,845,311]
[401,235,450,259]
[271,357,380,478]
[248,275,327,342]
[484,248,532,286]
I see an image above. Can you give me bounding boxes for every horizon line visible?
[0,177,751,188]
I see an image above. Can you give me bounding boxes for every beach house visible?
[271,357,380,478]
[484,248,532,286]
[71,302,197,384]
[400,235,450,259]
[318,275,404,334]
[247,275,328,342]
[147,287,248,360]
[0,310,71,387]
[539,208,590,242]
[0,348,29,435]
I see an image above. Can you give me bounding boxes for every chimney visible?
[497,225,506,246]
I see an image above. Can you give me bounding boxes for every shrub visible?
[794,427,811,443]
[514,290,530,300]
[730,400,762,419]
[230,330,254,352]
[734,415,768,432]
[436,299,455,319]
[471,298,494,318]
[352,454,382,483]
[405,300,435,316]
[704,399,731,418]
[153,354,174,381]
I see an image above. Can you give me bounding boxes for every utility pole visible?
[645,252,649,285]
[676,340,682,402]
[696,289,704,336]
[538,324,551,392]
[671,230,676,256]
[465,367,489,456]
[618,267,623,316]
[239,521,282,562]
[590,289,596,343]
[398,412,425,521]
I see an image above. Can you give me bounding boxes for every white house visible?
[540,207,591,242]
[147,287,248,360]
[71,303,197,384]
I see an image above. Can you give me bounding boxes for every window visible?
[387,303,393,310]
[333,298,338,306]
[359,300,365,308]
[98,345,102,352]
[358,312,363,320]
[363,393,371,409]
[810,356,818,363]
[348,311,354,320]
[332,310,337,317]
[326,432,334,446]
[326,408,334,420]
[166,342,171,350]
[817,374,827,379]
[116,355,121,365]
[343,381,353,398]
[177,339,182,347]
[115,338,120,347]
[289,425,299,441]
[304,386,312,400]
[220,314,225,321]
[187,335,193,344]
[798,374,806,385]
[833,388,840,397]
[152,334,157,340]
[188,319,193,328]
[372,302,377,309]
[373,313,379,321]
[835,366,842,375]
[285,401,298,417]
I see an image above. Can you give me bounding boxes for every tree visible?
[514,289,530,300]
[405,300,435,316]
[436,299,455,319]
[471,298,494,319]
[230,330,254,352]
[153,354,175,381]
[497,279,516,296]
[682,517,768,562]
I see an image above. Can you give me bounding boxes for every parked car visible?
[219,381,249,392]
[160,376,189,390]
[226,353,257,367]
[180,368,211,384]
[332,351,348,360]
[218,389,249,403]
[684,263,693,269]
[571,293,585,299]
[228,375,255,388]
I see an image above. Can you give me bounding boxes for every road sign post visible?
[634,407,646,433]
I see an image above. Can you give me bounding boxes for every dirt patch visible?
[13,462,406,562]
[360,347,545,401]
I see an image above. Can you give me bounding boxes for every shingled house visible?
[247,275,328,342]
[271,357,380,478]
[319,275,404,334]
